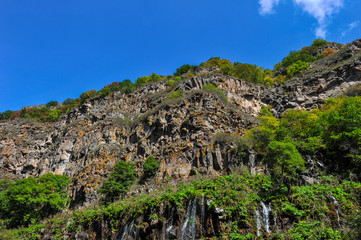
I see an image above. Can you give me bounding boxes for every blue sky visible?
[0,0,360,112]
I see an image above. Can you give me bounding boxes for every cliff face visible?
[1,39,361,207]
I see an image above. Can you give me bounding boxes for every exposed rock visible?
[1,39,360,207]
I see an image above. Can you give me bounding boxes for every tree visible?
[0,174,70,228]
[263,141,305,193]
[135,76,150,87]
[98,161,136,202]
[63,98,75,105]
[80,90,97,103]
[142,156,159,181]
[311,39,328,47]
[46,101,58,107]
[286,60,309,77]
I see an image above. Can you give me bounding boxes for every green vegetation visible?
[169,89,183,100]
[286,60,309,77]
[173,64,198,76]
[203,83,228,101]
[2,173,360,239]
[0,174,70,228]
[263,141,305,192]
[142,156,159,181]
[273,38,334,75]
[98,161,136,202]
[0,38,342,123]
[245,96,361,177]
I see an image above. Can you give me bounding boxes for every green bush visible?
[169,90,183,100]
[203,83,228,101]
[312,39,328,47]
[166,80,175,87]
[263,141,305,192]
[45,101,58,107]
[0,110,14,120]
[174,64,197,76]
[80,90,97,103]
[142,156,159,180]
[0,174,70,228]
[286,60,309,77]
[233,62,265,83]
[62,98,75,105]
[98,161,136,202]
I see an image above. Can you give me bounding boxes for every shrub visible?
[311,39,328,47]
[142,156,159,181]
[0,174,70,228]
[169,90,183,100]
[233,62,265,83]
[174,64,197,76]
[46,109,60,122]
[203,84,227,101]
[80,90,97,103]
[263,141,305,192]
[321,47,335,57]
[63,98,75,105]
[166,80,175,87]
[185,72,195,78]
[286,60,309,77]
[220,64,235,75]
[0,110,14,120]
[98,161,136,202]
[135,76,150,87]
[45,101,58,107]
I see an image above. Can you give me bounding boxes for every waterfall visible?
[261,201,271,234]
[330,195,342,226]
[255,209,261,236]
[200,194,205,236]
[201,194,205,226]
[126,220,134,240]
[255,201,272,236]
[134,215,143,240]
[180,198,197,240]
[120,222,129,240]
[165,226,173,239]
[165,207,175,239]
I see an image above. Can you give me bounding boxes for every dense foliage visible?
[273,38,333,75]
[142,156,159,181]
[98,161,136,202]
[4,173,360,239]
[0,174,70,228]
[245,96,361,177]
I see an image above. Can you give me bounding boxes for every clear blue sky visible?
[1,0,360,112]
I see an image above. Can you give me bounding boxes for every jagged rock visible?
[1,39,361,207]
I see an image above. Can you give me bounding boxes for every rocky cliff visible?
[1,39,361,209]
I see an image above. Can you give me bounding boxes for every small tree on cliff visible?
[263,141,305,193]
[98,161,136,202]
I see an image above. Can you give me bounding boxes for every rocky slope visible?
[1,39,361,209]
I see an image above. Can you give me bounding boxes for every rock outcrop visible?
[1,39,361,206]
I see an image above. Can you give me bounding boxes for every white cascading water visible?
[134,215,143,240]
[256,209,261,236]
[165,226,173,239]
[261,201,271,234]
[165,207,175,239]
[120,222,129,240]
[180,198,197,240]
[201,194,205,225]
[126,220,134,240]
[330,195,341,227]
